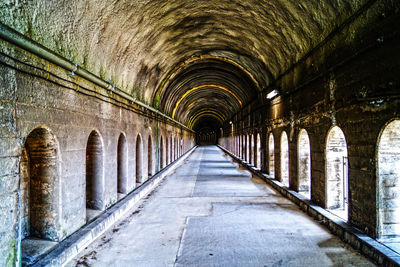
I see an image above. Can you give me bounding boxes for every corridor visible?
[68,146,374,267]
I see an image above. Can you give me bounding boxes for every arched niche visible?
[326,126,348,221]
[160,136,164,169]
[268,133,275,176]
[170,137,173,163]
[21,127,61,241]
[256,133,262,169]
[166,137,169,165]
[377,119,400,238]
[148,135,153,177]
[280,131,289,187]
[86,130,104,214]
[136,134,143,183]
[298,129,311,198]
[117,133,128,194]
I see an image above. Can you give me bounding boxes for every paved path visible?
[68,146,374,267]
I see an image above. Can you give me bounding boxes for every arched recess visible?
[117,133,128,194]
[170,137,173,163]
[242,134,245,159]
[280,131,289,187]
[20,127,60,241]
[238,135,240,156]
[252,134,256,166]
[250,134,254,165]
[256,133,262,169]
[326,126,348,221]
[177,138,179,157]
[241,135,244,159]
[170,136,173,162]
[86,130,104,213]
[235,136,238,156]
[268,133,275,176]
[159,136,164,169]
[136,134,143,183]
[166,137,169,165]
[174,137,178,160]
[253,134,257,166]
[298,129,311,198]
[377,119,400,238]
[241,135,245,159]
[232,135,235,153]
[179,138,181,156]
[246,134,251,162]
[148,135,153,177]
[234,135,237,155]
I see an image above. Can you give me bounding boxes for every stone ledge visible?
[218,145,400,267]
[32,146,197,267]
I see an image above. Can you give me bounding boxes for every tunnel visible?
[0,0,399,265]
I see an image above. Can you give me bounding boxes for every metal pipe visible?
[0,22,193,132]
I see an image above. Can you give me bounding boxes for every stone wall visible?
[0,45,194,264]
[220,5,400,238]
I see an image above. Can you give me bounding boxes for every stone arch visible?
[256,133,262,169]
[20,126,61,241]
[280,131,289,187]
[377,119,400,238]
[136,134,143,183]
[298,129,311,198]
[148,135,153,177]
[117,133,128,194]
[268,133,275,176]
[326,126,348,221]
[86,130,105,213]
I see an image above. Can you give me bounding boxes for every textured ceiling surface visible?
[0,0,369,128]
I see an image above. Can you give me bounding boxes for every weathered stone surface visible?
[0,54,194,265]
[0,0,399,265]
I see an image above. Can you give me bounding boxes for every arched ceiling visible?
[158,57,259,126]
[0,0,369,130]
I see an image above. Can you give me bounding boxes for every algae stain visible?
[6,239,17,267]
[154,93,161,109]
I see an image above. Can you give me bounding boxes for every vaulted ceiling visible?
[0,0,370,130]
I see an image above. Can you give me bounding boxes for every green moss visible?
[25,20,33,39]
[154,93,161,109]
[6,239,17,267]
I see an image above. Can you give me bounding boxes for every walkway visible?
[67,146,374,267]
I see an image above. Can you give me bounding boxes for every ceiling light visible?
[266,90,279,99]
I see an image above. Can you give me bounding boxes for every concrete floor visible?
[67,146,375,267]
